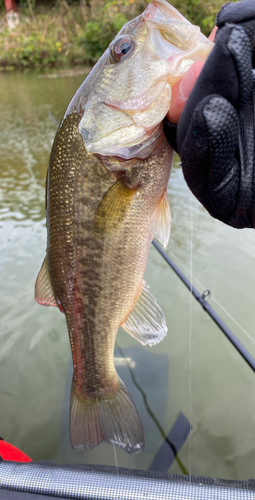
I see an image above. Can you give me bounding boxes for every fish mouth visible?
[81,77,171,160]
[143,0,212,78]
[83,78,171,160]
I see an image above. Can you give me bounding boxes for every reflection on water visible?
[1,70,255,480]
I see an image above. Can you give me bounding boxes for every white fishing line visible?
[113,445,119,476]
[188,195,193,481]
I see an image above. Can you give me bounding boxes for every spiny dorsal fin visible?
[95,179,137,233]
[121,280,167,346]
[151,190,171,249]
[35,256,57,307]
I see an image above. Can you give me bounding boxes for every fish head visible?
[75,0,213,161]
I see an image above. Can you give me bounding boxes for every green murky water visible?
[1,69,255,480]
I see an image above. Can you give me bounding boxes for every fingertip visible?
[209,26,218,42]
[188,61,205,81]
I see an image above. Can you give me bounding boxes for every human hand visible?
[164,0,255,228]
[167,27,217,125]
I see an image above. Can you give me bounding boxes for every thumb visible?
[166,26,217,124]
[166,61,204,124]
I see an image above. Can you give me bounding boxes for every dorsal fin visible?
[151,190,171,248]
[35,256,57,307]
[121,280,167,346]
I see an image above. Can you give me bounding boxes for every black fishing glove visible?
[164,0,255,228]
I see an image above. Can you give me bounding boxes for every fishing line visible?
[116,343,188,476]
[113,445,119,476]
[188,195,193,481]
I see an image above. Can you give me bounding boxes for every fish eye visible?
[110,36,135,63]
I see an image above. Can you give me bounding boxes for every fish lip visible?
[97,153,132,163]
[103,78,169,113]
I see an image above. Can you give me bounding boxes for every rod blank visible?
[152,239,255,373]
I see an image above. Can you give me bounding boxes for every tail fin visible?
[70,377,144,454]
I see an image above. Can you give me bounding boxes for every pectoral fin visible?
[121,280,167,346]
[151,190,171,248]
[35,256,57,307]
[95,178,137,232]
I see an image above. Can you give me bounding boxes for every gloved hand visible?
[164,0,255,228]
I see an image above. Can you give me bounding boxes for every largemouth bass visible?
[35,0,212,453]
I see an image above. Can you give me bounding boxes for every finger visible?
[167,26,216,125]
[167,62,204,124]
[180,95,240,224]
[216,0,255,66]
[166,26,218,124]
[217,0,255,26]
[177,24,253,149]
[208,26,217,42]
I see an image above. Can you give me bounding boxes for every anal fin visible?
[151,189,171,248]
[121,280,167,346]
[35,256,57,307]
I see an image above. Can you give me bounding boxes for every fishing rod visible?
[152,239,255,373]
